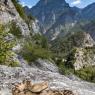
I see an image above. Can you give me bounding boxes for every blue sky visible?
[20,0,95,8]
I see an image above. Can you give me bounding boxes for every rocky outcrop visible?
[0,59,95,95]
[30,19,44,35]
[79,32,95,47]
[0,0,30,36]
[51,32,95,70]
[31,59,59,73]
[74,47,95,70]
[73,32,95,70]
[12,80,76,95]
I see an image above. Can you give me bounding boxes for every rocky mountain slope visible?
[31,0,71,31]
[24,0,95,82]
[51,31,95,70]
[80,3,95,21]
[83,21,95,41]
[0,0,30,36]
[0,0,95,95]
[0,0,42,36]
[25,0,95,40]
[0,59,95,95]
[26,0,78,39]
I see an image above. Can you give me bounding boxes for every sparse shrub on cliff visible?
[11,0,35,29]
[11,0,27,21]
[20,34,53,63]
[0,24,19,66]
[75,66,95,83]
[64,48,76,69]
[9,21,22,38]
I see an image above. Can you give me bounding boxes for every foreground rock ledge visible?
[0,63,95,95]
[12,80,77,95]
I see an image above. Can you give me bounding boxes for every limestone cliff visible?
[0,60,95,95]
[51,32,95,70]
[73,32,95,70]
[0,0,30,36]
[0,0,42,36]
[74,47,95,70]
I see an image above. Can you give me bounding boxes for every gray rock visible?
[0,61,95,95]
[31,59,59,73]
[0,0,30,36]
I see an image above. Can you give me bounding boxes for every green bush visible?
[0,24,19,66]
[27,15,35,21]
[75,66,95,83]
[32,34,49,49]
[55,58,75,75]
[11,0,27,21]
[9,21,22,38]
[20,34,53,63]
[21,41,53,63]
[64,48,76,69]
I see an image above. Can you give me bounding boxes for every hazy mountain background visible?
[24,0,95,40]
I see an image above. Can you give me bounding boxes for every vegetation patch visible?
[75,66,95,83]
[51,31,95,83]
[11,0,35,29]
[55,58,74,75]
[0,24,19,67]
[9,21,22,38]
[20,34,53,63]
[11,0,27,21]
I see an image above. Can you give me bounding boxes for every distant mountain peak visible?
[41,0,66,3]
[38,0,68,7]
[24,0,95,41]
[30,0,70,31]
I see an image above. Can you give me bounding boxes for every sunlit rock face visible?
[73,32,95,70]
[74,48,95,70]
[0,59,95,95]
[11,80,77,95]
[0,0,30,36]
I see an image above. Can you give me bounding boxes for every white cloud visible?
[20,2,32,8]
[27,5,32,8]
[71,0,81,5]
[21,2,26,7]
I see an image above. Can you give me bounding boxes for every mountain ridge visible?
[24,1,95,40]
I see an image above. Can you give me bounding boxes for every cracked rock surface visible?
[0,59,95,95]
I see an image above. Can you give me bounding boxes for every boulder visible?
[12,80,76,95]
[30,81,48,93]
